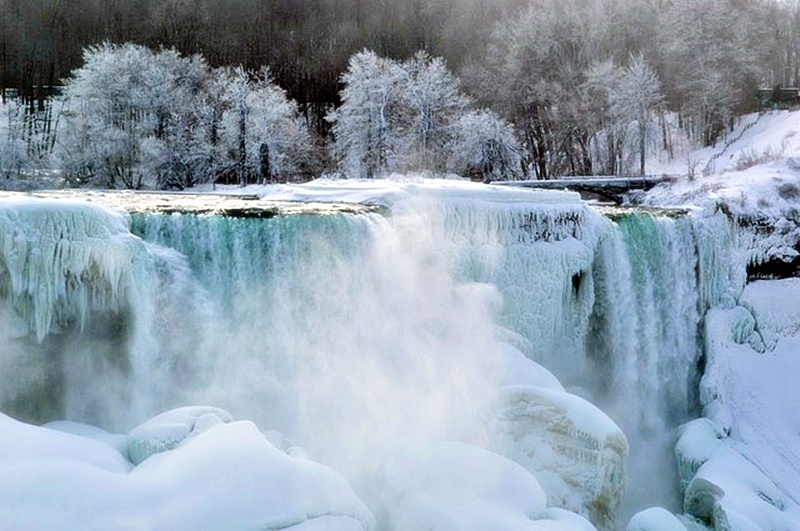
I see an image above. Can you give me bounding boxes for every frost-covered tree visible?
[399,51,470,172]
[658,0,766,145]
[218,67,251,186]
[612,55,664,176]
[57,43,204,188]
[583,60,626,176]
[218,66,313,185]
[585,55,664,176]
[449,109,521,182]
[56,43,311,189]
[0,100,29,180]
[466,0,600,179]
[146,50,210,189]
[328,50,406,179]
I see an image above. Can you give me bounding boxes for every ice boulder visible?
[626,507,687,531]
[127,405,233,464]
[489,385,628,530]
[374,441,594,530]
[674,418,727,493]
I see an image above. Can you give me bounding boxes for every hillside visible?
[645,110,800,215]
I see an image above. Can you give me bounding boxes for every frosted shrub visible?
[733,145,784,172]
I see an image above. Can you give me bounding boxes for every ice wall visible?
[0,199,148,426]
[0,197,219,428]
[671,207,800,530]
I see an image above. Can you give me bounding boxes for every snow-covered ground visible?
[645,110,800,215]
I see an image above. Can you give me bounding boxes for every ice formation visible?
[0,197,142,341]
[127,406,234,464]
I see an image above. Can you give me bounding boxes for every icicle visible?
[0,198,143,342]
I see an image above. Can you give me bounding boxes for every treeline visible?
[3,0,800,184]
[1,43,522,188]
[0,0,522,133]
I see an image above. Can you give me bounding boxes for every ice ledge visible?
[0,190,381,218]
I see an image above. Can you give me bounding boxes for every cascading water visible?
[0,187,711,529]
[587,213,702,519]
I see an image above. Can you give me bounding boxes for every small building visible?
[757,87,800,109]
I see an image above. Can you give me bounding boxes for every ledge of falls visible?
[0,190,382,218]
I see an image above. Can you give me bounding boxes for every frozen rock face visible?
[0,198,146,424]
[0,198,142,341]
[489,386,628,529]
[0,197,208,428]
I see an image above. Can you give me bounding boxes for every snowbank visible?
[202,174,584,207]
[0,409,373,531]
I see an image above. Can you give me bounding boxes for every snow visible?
[626,507,687,531]
[197,173,584,207]
[375,441,549,531]
[0,410,373,531]
[645,111,800,214]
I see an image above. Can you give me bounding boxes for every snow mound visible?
[0,411,373,530]
[127,406,234,464]
[685,447,800,531]
[626,507,687,531]
[375,441,594,531]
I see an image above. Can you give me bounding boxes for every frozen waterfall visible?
[0,187,714,529]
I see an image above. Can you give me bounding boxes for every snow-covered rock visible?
[489,385,628,529]
[374,441,595,531]
[0,410,374,531]
[626,507,688,531]
[127,405,234,464]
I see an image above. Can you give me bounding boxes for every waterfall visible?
[587,213,702,518]
[0,188,712,528]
